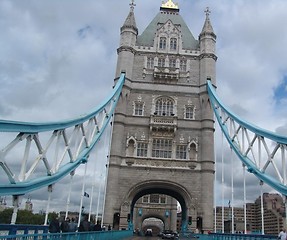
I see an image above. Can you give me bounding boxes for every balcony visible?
[150,115,177,136]
[153,67,179,81]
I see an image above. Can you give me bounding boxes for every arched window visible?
[159,37,167,50]
[169,59,176,68]
[155,97,174,116]
[170,38,177,50]
[185,105,195,120]
[134,102,144,116]
[158,58,165,68]
[180,59,187,72]
[147,57,154,69]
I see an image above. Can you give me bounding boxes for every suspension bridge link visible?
[207,80,287,196]
[0,73,125,196]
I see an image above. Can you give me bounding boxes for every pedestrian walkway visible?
[124,237,158,240]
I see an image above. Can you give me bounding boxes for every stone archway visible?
[141,214,165,236]
[120,180,196,232]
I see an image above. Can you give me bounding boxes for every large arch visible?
[123,180,196,231]
[141,214,165,236]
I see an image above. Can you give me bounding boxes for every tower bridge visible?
[0,0,286,239]
[103,0,215,233]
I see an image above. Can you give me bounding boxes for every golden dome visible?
[161,0,179,10]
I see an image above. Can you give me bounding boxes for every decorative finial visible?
[130,0,136,12]
[161,0,179,10]
[204,7,211,17]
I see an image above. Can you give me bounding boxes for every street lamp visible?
[82,206,85,215]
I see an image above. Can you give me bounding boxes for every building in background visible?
[24,197,33,212]
[214,193,285,235]
[0,197,7,212]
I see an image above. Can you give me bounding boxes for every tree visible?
[16,210,45,225]
[0,208,13,224]
[0,209,47,225]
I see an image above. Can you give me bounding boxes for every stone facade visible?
[103,1,217,233]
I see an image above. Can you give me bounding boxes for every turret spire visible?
[205,7,211,18]
[129,0,136,12]
[121,0,138,34]
[200,7,215,36]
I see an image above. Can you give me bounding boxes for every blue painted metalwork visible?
[0,224,48,235]
[0,74,125,133]
[207,80,287,196]
[0,230,133,240]
[0,224,276,240]
[207,81,287,145]
[179,232,276,240]
[181,219,188,233]
[0,73,125,196]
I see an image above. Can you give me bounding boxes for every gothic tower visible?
[104,0,217,233]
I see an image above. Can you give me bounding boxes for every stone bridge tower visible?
[103,0,217,233]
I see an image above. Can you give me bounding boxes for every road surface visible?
[126,237,162,240]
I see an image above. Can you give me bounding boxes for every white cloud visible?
[1,0,287,215]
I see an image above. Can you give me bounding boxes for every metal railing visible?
[180,232,277,240]
[0,230,133,240]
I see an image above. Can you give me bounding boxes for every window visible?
[159,37,167,50]
[158,58,165,68]
[142,196,149,203]
[147,57,154,69]
[169,59,176,68]
[152,139,172,159]
[160,195,167,204]
[150,194,160,203]
[155,97,174,116]
[170,38,177,51]
[185,106,195,119]
[176,145,187,159]
[142,194,167,204]
[180,60,187,72]
[134,102,144,116]
[137,142,148,157]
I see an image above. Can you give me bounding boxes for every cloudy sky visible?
[1,0,287,216]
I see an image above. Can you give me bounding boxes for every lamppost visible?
[82,206,85,216]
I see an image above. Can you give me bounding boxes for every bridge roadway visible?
[125,237,167,240]
[124,236,193,240]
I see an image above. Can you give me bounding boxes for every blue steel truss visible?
[0,74,125,196]
[207,81,287,196]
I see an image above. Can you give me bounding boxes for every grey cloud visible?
[1,0,287,212]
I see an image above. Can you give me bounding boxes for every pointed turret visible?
[119,0,138,47]
[199,7,216,53]
[116,0,138,78]
[199,7,217,85]
[200,7,215,36]
[121,1,138,34]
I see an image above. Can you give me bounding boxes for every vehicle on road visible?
[161,230,178,239]
[145,228,153,236]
